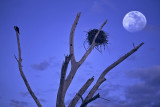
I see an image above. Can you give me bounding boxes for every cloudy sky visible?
[0,0,160,107]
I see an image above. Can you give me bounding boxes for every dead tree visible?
[14,12,144,107]
[56,12,144,107]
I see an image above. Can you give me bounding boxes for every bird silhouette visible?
[14,26,20,34]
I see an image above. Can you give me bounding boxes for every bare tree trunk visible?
[14,28,42,107]
[56,55,71,107]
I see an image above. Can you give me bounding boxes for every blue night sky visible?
[0,0,160,107]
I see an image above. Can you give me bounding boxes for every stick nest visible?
[87,29,108,46]
[84,29,109,53]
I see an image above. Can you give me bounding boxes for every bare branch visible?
[92,20,107,46]
[69,76,94,107]
[70,12,81,65]
[99,97,110,101]
[133,43,135,48]
[62,13,82,101]
[84,42,144,102]
[14,55,18,62]
[56,55,71,107]
[14,26,42,107]
[64,16,107,107]
[80,93,100,107]
[78,20,107,66]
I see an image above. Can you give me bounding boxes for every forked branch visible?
[56,13,144,107]
[80,93,100,107]
[64,14,108,103]
[84,42,144,102]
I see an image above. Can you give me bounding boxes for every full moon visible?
[123,11,147,32]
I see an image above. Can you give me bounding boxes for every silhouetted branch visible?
[78,20,107,66]
[64,16,108,107]
[99,97,110,101]
[69,76,94,107]
[14,26,42,107]
[70,12,81,65]
[56,55,71,107]
[80,93,100,107]
[84,42,144,103]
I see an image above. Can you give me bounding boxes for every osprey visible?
[14,26,20,34]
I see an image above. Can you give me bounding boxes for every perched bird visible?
[14,26,20,34]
